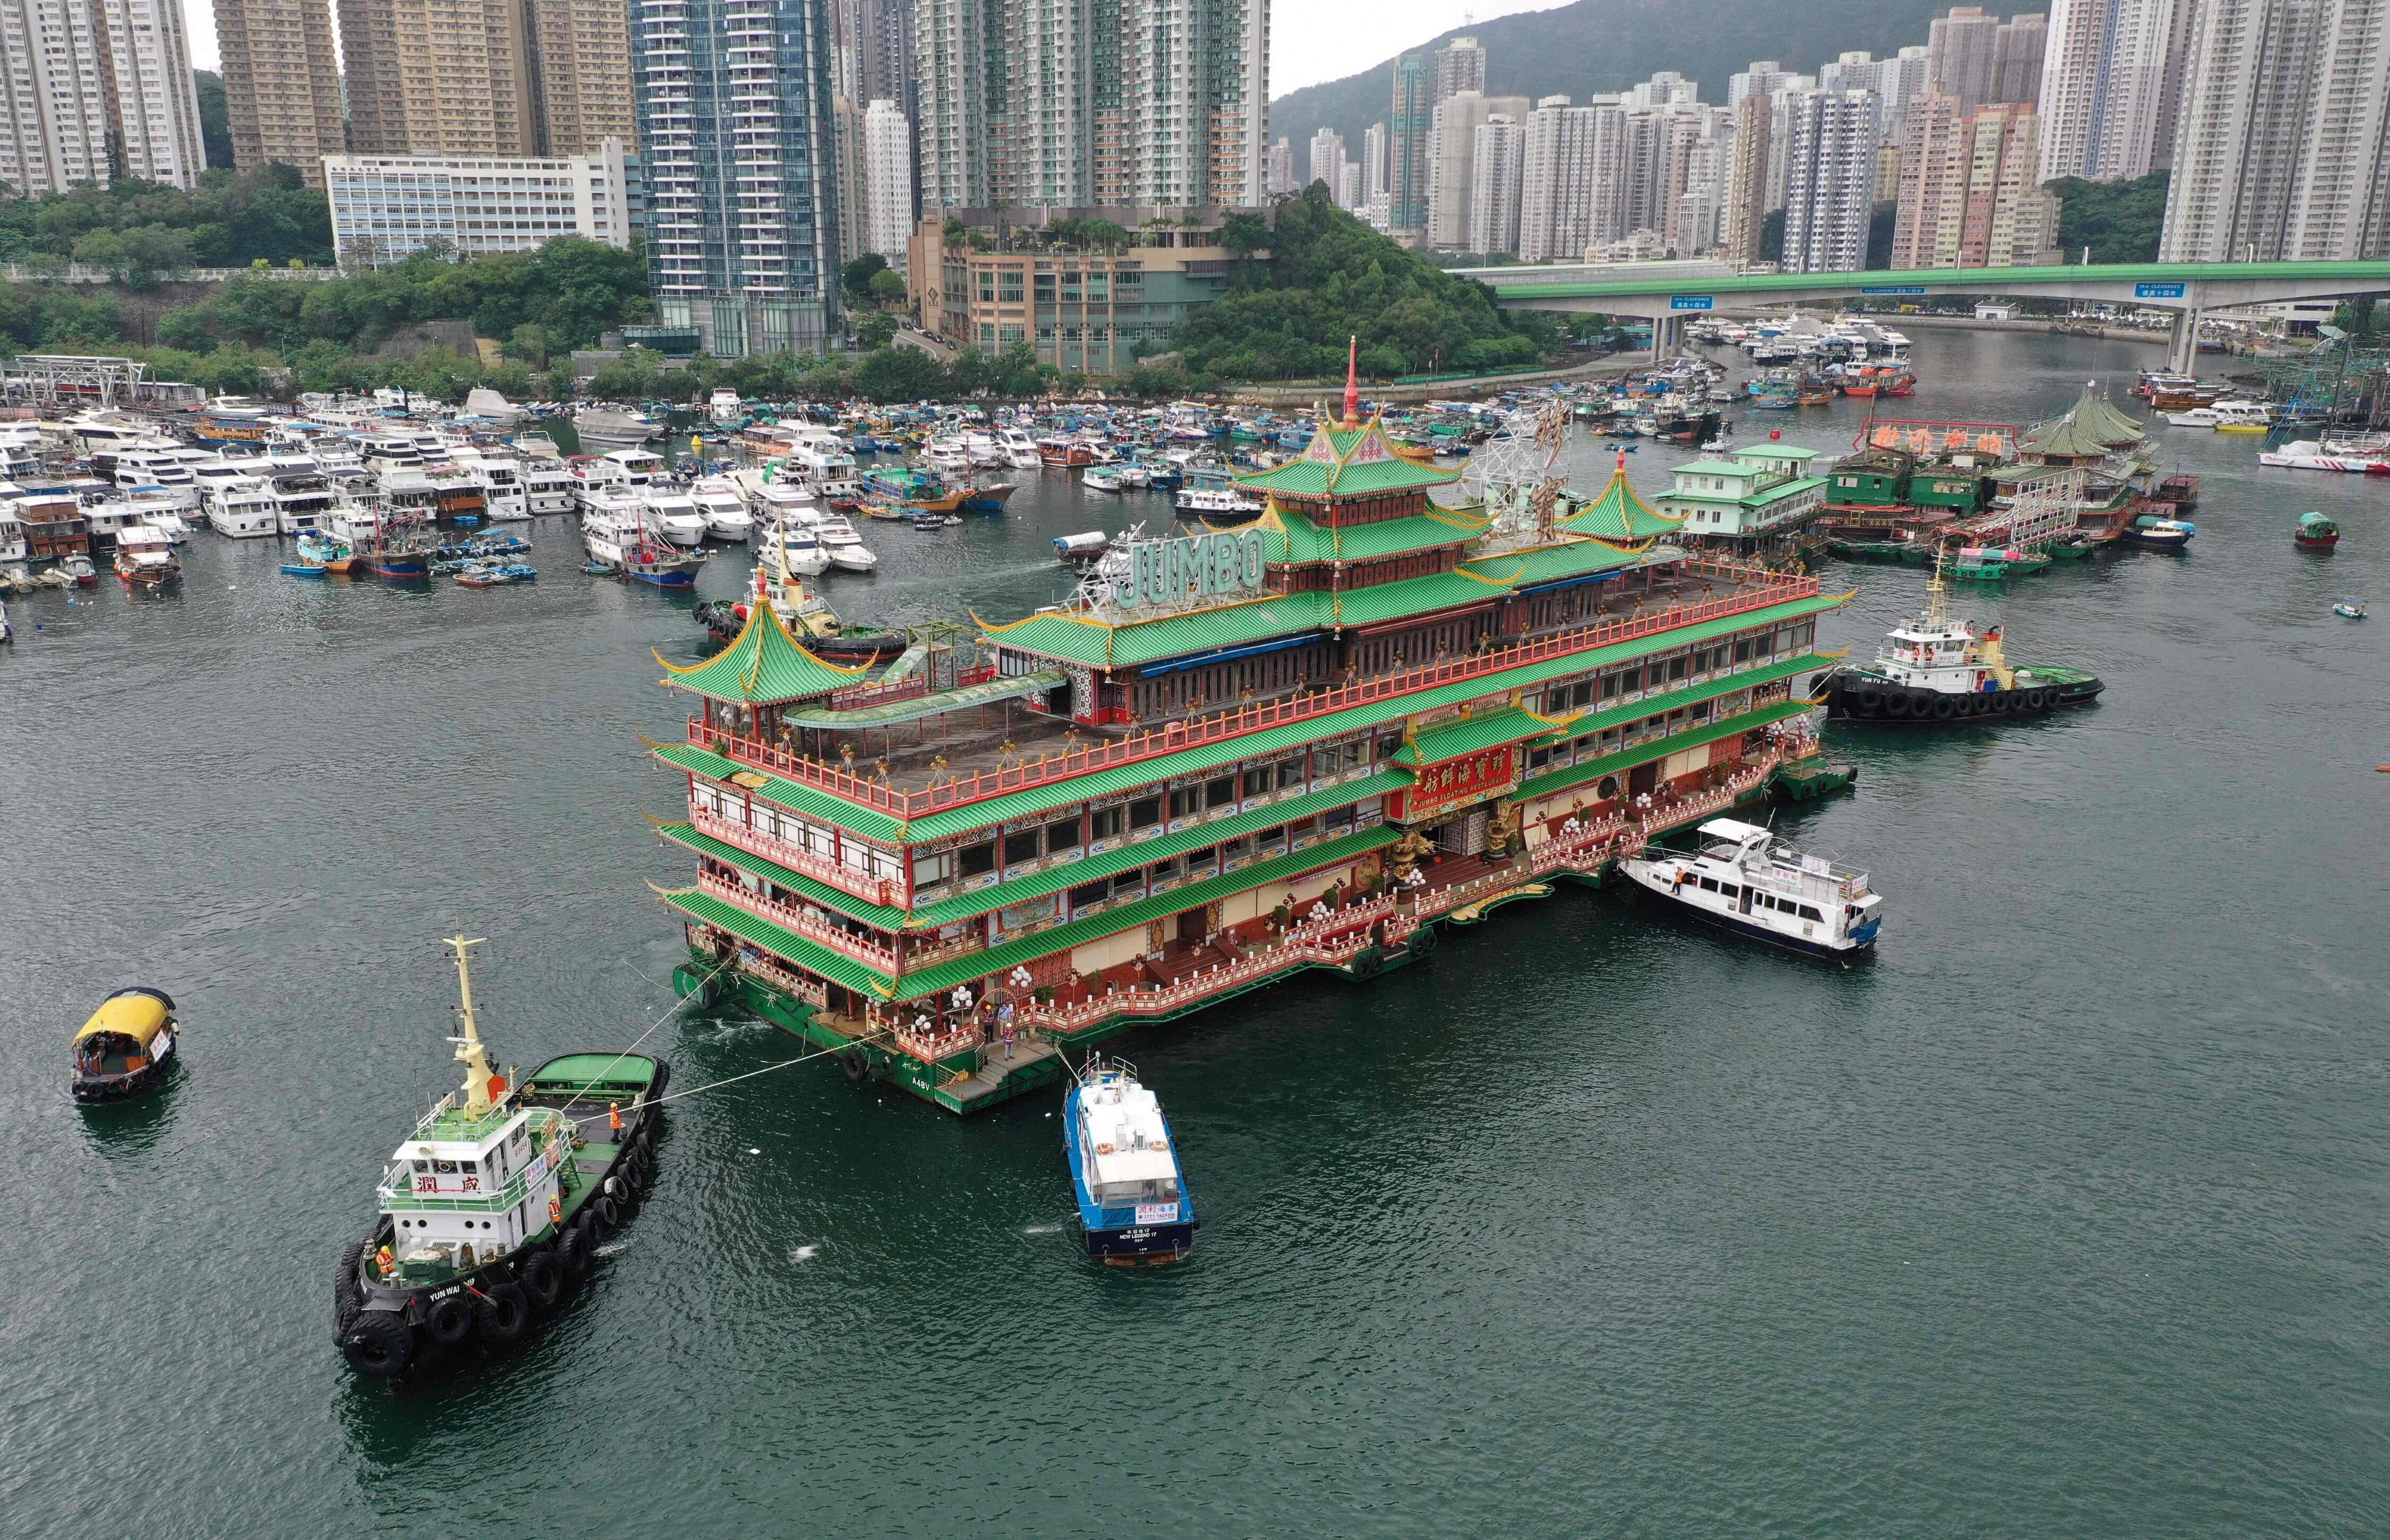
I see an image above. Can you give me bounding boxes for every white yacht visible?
[105,447,202,510]
[579,485,652,566]
[116,486,195,542]
[708,388,744,424]
[735,467,820,526]
[997,427,1044,468]
[195,467,279,538]
[602,447,667,486]
[264,454,336,535]
[812,512,877,571]
[522,457,580,516]
[0,499,28,563]
[1174,485,1266,518]
[964,431,1003,467]
[454,450,531,521]
[1621,819,1885,959]
[690,476,754,541]
[920,435,972,473]
[642,485,710,547]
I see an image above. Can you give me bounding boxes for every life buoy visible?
[475,1281,531,1342]
[1150,1138,1168,1152]
[339,1311,412,1380]
[424,1295,474,1347]
[1096,1142,1116,1155]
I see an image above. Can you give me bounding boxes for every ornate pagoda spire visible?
[1342,335,1360,429]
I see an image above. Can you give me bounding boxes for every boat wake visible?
[788,1243,823,1263]
[1022,1222,1065,1235]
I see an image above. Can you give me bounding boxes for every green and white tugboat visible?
[1818,556,2101,725]
[334,936,669,1381]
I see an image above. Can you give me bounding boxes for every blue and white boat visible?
[1620,818,1884,959]
[1064,1057,1196,1265]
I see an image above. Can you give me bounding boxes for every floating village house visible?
[1653,444,1828,551]
[651,400,1845,1114]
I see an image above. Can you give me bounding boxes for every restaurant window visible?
[958,841,996,877]
[1112,869,1145,896]
[1091,806,1125,840]
[1277,758,1305,789]
[914,851,952,887]
[1070,880,1108,910]
[1242,767,1271,799]
[1150,856,1182,885]
[1129,796,1163,829]
[1220,835,1253,865]
[1045,818,1082,854]
[1168,786,1198,819]
[1205,775,1236,808]
[1003,830,1040,866]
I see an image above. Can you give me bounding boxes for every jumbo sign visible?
[1115,529,1268,611]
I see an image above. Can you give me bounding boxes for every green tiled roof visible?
[1239,457,1457,497]
[785,669,1066,729]
[1514,697,1818,803]
[1328,567,1514,627]
[983,593,1331,669]
[1670,459,1757,477]
[1467,538,1649,589]
[1563,468,1686,541]
[652,741,910,843]
[904,771,1414,929]
[656,605,878,704]
[654,822,910,928]
[1253,504,1488,564]
[659,886,897,998]
[2022,384,2146,459]
[1393,706,1568,766]
[894,824,1403,1001]
[912,597,1840,841]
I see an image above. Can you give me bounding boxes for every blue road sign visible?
[2135,281,2188,299]
[1669,295,1714,311]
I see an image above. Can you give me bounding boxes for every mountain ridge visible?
[1270,0,1953,159]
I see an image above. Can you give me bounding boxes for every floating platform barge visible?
[648,391,1846,1114]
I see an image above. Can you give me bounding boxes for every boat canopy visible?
[73,988,173,1047]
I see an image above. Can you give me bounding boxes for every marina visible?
[5,326,2388,1534]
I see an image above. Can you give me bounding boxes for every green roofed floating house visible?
[650,371,1850,1114]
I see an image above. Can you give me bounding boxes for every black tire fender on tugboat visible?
[558,1224,593,1280]
[2025,688,2049,711]
[338,1311,413,1380]
[1881,691,1912,718]
[424,1294,475,1347]
[1932,695,1958,720]
[1855,688,1883,716]
[474,1281,531,1343]
[518,1248,565,1310]
[591,1194,621,1234]
[610,1171,642,1218]
[334,1239,367,1330]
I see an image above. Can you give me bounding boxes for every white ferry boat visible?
[1174,484,1265,520]
[1064,1057,1196,1265]
[1621,818,1884,959]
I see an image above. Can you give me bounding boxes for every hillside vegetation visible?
[1167,185,1548,381]
[0,165,333,277]
[2046,172,2169,265]
[1271,0,1951,152]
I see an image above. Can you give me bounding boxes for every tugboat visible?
[2295,512,2341,551]
[1064,1057,1197,1265]
[334,937,667,1381]
[71,987,179,1101]
[1620,818,1885,959]
[1819,558,2102,723]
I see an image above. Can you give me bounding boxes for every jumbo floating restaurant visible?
[648,391,1846,1114]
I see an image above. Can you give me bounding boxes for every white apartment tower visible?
[2036,0,2197,183]
[1427,89,1526,249]
[1433,35,1484,102]
[863,97,914,262]
[1308,126,1344,194]
[0,0,206,195]
[1780,88,1880,272]
[2162,0,2390,261]
[100,0,206,187]
[1468,113,1523,255]
[1126,0,1267,206]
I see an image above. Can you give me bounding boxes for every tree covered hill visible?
[1271,0,1952,152]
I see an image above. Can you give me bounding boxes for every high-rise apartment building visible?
[1780,88,1880,272]
[1267,136,1294,195]
[862,98,914,262]
[99,0,206,187]
[0,0,112,194]
[1387,51,1432,234]
[633,0,838,355]
[1362,121,1387,199]
[915,0,1264,211]
[1991,12,2046,104]
[1927,7,2002,111]
[337,0,636,161]
[211,0,347,187]
[1719,98,1770,263]
[1,0,206,194]
[1433,34,1484,103]
[2036,0,2192,182]
[2162,0,2390,261]
[1517,96,1631,262]
[1469,113,1523,255]
[1728,60,1797,107]
[1308,126,1344,195]
[1426,89,1526,249]
[1893,97,2061,266]
[1873,46,1934,141]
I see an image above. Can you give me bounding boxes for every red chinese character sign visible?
[1387,743,1517,824]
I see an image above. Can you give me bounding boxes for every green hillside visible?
[1271,0,1952,151]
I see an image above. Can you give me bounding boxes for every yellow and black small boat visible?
[72,988,179,1102]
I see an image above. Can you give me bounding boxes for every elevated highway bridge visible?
[1482,261,2390,373]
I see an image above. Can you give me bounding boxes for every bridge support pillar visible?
[1650,314,1677,363]
[2167,306,2204,374]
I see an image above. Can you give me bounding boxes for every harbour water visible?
[4,328,2386,1535]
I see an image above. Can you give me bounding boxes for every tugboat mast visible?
[444,935,497,1117]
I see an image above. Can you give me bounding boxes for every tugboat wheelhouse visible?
[651,396,1848,1114]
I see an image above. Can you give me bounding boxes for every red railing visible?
[697,868,899,971]
[689,808,900,909]
[687,566,1820,822]
[825,661,998,713]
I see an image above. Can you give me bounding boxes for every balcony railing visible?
[697,867,899,971]
[689,564,1819,822]
[688,807,900,909]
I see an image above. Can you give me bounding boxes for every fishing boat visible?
[2295,512,2341,551]
[71,987,180,1102]
[2334,600,2367,619]
[1819,558,2102,723]
[1064,1057,1196,1265]
[332,938,667,1381]
[1945,544,2050,583]
[455,561,536,587]
[1619,819,1884,960]
[620,537,704,587]
[2131,514,2195,550]
[112,524,181,587]
[958,481,1017,511]
[1082,467,1127,493]
[295,531,356,574]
